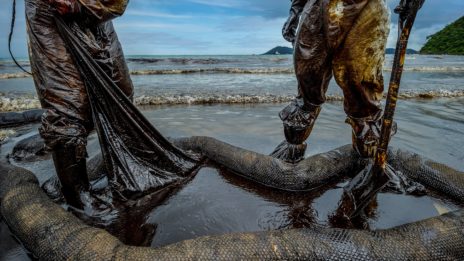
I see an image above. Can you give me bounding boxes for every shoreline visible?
[2,65,464,79]
[1,91,464,112]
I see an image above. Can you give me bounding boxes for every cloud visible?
[0,0,463,57]
[387,23,445,50]
[387,0,464,29]
[116,31,212,55]
[125,10,193,19]
[187,0,242,8]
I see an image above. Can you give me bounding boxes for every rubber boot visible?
[271,98,321,163]
[52,144,89,210]
[345,112,388,158]
[346,113,425,193]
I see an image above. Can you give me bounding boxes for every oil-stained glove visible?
[394,0,425,23]
[48,0,81,15]
[282,0,307,44]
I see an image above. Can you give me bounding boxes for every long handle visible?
[374,0,425,171]
[345,0,426,218]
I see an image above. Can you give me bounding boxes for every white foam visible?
[0,97,41,111]
[0,129,16,144]
[2,66,464,80]
[1,90,463,112]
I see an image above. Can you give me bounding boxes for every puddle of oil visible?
[131,167,460,248]
[1,101,463,258]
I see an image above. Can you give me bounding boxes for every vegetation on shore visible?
[420,16,464,55]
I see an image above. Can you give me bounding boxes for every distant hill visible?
[420,16,464,55]
[262,46,293,55]
[263,46,419,55]
[385,48,418,54]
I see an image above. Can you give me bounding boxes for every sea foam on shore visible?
[0,97,41,112]
[1,90,463,112]
[2,66,464,79]
[0,129,16,143]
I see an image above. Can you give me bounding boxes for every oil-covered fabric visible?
[25,0,133,158]
[294,0,390,118]
[77,0,129,22]
[282,0,308,43]
[1,145,464,260]
[52,16,200,197]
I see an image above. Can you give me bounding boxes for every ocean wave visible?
[0,97,41,112]
[130,68,294,75]
[134,94,298,105]
[127,58,233,65]
[397,89,464,99]
[132,66,464,74]
[1,90,463,112]
[385,66,464,72]
[0,73,32,79]
[133,90,464,105]
[0,129,16,143]
[3,66,464,79]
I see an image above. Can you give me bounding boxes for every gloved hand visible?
[394,0,425,22]
[48,0,81,15]
[282,0,307,44]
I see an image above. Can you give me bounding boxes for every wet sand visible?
[1,99,463,259]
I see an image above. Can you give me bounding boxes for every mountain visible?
[385,48,418,54]
[420,16,464,55]
[263,46,418,55]
[262,46,293,55]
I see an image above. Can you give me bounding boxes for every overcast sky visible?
[1,0,463,57]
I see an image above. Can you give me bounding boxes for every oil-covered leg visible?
[332,0,390,158]
[271,99,321,163]
[271,0,332,163]
[38,107,90,210]
[334,0,425,207]
[52,143,89,210]
[345,111,387,159]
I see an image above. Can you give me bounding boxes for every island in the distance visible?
[262,46,293,55]
[385,48,418,54]
[420,16,464,55]
[264,14,464,57]
[262,46,420,55]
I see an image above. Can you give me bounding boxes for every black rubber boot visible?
[271,98,321,163]
[345,111,389,159]
[345,113,425,197]
[52,144,89,210]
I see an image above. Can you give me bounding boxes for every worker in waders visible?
[272,0,392,163]
[25,0,134,210]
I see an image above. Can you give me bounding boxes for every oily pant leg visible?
[26,0,91,157]
[294,0,332,107]
[104,22,135,99]
[295,0,371,108]
[26,0,134,157]
[332,0,390,119]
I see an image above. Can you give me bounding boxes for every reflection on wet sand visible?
[1,99,463,259]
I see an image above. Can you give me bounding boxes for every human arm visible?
[77,0,129,22]
[48,0,129,22]
[394,0,425,23]
[282,0,308,44]
[48,0,81,15]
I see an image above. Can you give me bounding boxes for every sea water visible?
[0,55,463,259]
[1,55,464,110]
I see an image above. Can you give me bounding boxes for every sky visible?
[1,0,463,57]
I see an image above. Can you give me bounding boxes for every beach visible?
[1,54,463,259]
[1,54,464,111]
